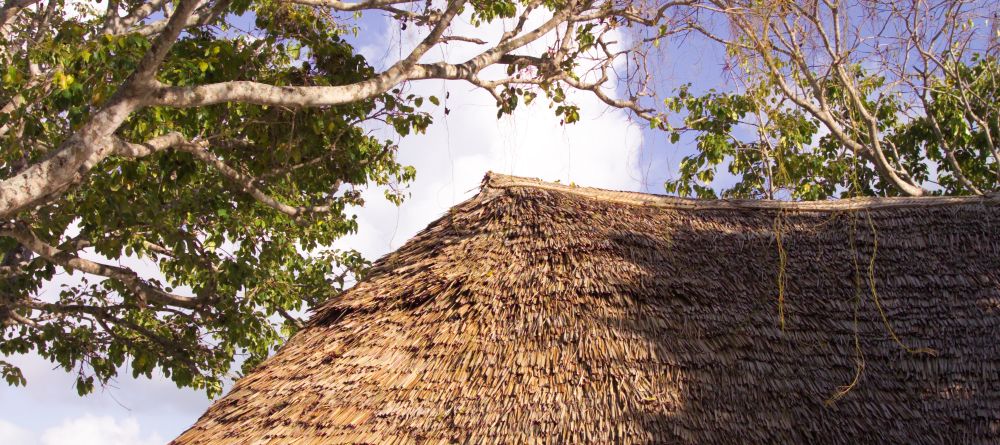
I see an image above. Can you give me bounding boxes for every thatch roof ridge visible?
[483,171,1000,211]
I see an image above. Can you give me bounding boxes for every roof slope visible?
[173,173,1000,444]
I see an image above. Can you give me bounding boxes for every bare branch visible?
[107,0,170,35]
[112,131,189,157]
[441,35,488,45]
[114,133,341,217]
[286,0,414,10]
[719,3,928,196]
[175,141,342,217]
[0,222,201,309]
[131,0,230,38]
[0,0,41,38]
[276,307,305,329]
[147,0,580,109]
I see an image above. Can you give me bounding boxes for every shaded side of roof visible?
[172,173,1000,444]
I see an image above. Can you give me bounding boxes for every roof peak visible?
[481,171,1000,212]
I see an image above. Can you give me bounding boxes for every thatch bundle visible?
[173,173,1000,444]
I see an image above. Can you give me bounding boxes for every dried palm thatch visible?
[173,173,1000,444]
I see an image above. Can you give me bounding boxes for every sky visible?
[0,6,736,443]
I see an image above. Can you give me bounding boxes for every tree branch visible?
[107,0,170,35]
[724,7,926,196]
[0,0,41,38]
[146,0,579,109]
[114,133,341,217]
[286,0,414,10]
[0,222,201,309]
[0,0,200,218]
[112,131,189,157]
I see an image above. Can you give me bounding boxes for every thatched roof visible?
[173,173,1000,444]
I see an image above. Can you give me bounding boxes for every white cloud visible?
[39,415,162,445]
[0,415,163,445]
[0,419,35,445]
[1,353,210,445]
[344,10,645,260]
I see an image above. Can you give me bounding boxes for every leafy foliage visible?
[895,55,1000,192]
[0,3,424,396]
[663,57,1000,199]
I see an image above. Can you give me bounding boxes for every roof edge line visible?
[483,172,1000,212]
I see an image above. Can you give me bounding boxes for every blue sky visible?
[0,6,736,443]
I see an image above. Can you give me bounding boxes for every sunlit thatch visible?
[173,173,1000,444]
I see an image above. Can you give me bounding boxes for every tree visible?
[0,0,690,395]
[2,0,998,397]
[663,0,1000,199]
